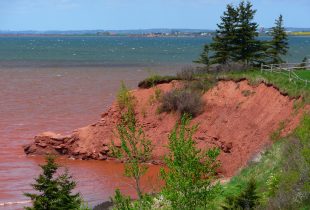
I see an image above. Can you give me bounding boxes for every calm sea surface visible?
[0,36,310,209]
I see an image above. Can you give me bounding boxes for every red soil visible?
[24,80,306,177]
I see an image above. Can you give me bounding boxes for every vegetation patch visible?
[211,113,310,210]
[159,88,205,117]
[217,69,310,103]
[117,81,135,110]
[138,75,178,89]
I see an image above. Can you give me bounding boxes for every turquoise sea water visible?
[0,36,309,67]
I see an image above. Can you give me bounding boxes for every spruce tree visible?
[233,1,262,65]
[24,155,82,210]
[210,4,238,64]
[194,44,210,65]
[268,15,289,64]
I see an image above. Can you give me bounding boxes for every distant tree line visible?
[195,1,289,67]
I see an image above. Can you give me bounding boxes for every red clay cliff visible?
[24,80,306,177]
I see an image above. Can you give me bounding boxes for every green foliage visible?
[210,4,238,64]
[148,87,162,105]
[112,189,132,210]
[217,69,310,103]
[117,81,135,110]
[210,113,310,210]
[110,107,153,199]
[159,88,204,117]
[267,15,289,64]
[138,75,178,89]
[207,1,264,66]
[270,121,286,142]
[24,155,83,210]
[233,1,263,65]
[194,44,210,65]
[160,115,222,209]
[224,178,260,210]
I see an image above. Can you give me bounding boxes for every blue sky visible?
[0,0,309,31]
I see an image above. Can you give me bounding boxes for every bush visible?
[138,75,178,89]
[111,189,132,210]
[184,79,216,94]
[117,81,135,110]
[176,66,196,81]
[160,88,204,117]
[224,178,260,209]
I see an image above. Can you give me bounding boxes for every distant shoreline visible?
[0,33,309,38]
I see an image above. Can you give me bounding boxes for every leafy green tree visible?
[210,4,238,64]
[24,155,84,210]
[161,115,221,209]
[111,83,153,199]
[268,15,289,64]
[194,44,210,65]
[233,1,262,65]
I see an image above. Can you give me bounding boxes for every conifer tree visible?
[268,15,289,64]
[194,44,210,66]
[233,1,262,65]
[24,156,83,210]
[209,4,238,64]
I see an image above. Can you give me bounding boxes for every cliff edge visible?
[24,80,305,177]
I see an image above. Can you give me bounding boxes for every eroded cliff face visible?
[24,80,305,176]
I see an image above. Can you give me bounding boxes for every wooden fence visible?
[260,62,310,86]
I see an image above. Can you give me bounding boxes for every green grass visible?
[138,75,178,88]
[215,69,310,103]
[211,113,310,209]
[295,70,310,80]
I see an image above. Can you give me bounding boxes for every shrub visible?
[160,88,204,117]
[161,115,222,209]
[224,178,260,209]
[117,81,135,110]
[184,79,215,94]
[138,75,178,89]
[176,66,196,81]
[111,189,132,210]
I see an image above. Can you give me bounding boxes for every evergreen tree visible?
[233,1,262,65]
[194,44,210,65]
[24,156,82,210]
[268,15,289,64]
[210,4,238,64]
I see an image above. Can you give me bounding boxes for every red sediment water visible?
[0,66,174,209]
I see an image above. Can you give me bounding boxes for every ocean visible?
[0,36,309,68]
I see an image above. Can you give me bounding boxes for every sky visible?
[0,0,309,31]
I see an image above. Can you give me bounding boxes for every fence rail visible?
[260,62,310,86]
